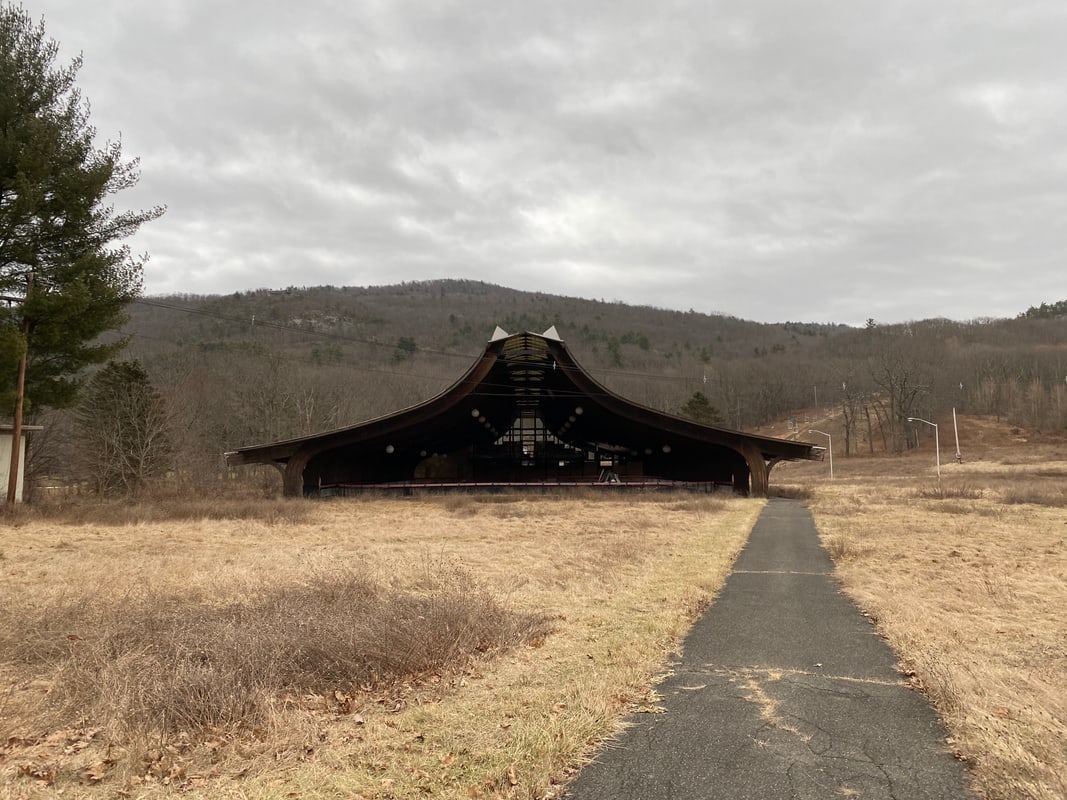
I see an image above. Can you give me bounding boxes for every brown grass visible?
[0,493,758,799]
[799,439,1067,800]
[999,485,1067,507]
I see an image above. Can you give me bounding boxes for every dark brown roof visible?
[226,329,816,492]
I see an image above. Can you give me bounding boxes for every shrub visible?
[824,534,872,561]
[768,484,813,500]
[913,482,984,500]
[1,565,552,737]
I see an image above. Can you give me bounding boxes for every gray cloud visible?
[26,0,1067,324]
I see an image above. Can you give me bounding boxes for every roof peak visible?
[489,325,562,343]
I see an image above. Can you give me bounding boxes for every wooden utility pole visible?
[6,338,27,510]
[6,275,32,510]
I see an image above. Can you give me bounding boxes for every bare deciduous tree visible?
[73,361,171,495]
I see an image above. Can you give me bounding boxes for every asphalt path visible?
[564,498,976,800]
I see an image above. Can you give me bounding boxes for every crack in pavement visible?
[734,669,812,744]
[671,663,908,688]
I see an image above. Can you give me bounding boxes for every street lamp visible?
[906,417,941,482]
[808,429,833,480]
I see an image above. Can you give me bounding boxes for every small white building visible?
[0,425,42,503]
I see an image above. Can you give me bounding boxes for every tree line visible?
[17,283,1061,498]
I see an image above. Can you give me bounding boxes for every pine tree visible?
[1,5,162,504]
[678,391,723,425]
[0,6,164,411]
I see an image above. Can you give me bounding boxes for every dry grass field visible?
[3,415,1064,800]
[777,417,1067,800]
[0,493,759,800]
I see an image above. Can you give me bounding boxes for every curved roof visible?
[226,328,816,492]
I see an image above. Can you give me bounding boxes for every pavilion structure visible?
[226,327,817,496]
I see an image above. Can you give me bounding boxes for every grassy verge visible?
[801,454,1067,800]
[2,494,314,526]
[0,493,759,799]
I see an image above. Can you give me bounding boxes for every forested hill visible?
[91,279,1067,482]
[118,278,849,437]
[123,279,848,365]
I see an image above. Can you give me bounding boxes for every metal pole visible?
[934,423,941,482]
[907,417,940,486]
[952,407,962,463]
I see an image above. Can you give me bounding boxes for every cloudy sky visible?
[23,0,1067,325]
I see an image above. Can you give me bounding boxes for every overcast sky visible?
[22,0,1067,325]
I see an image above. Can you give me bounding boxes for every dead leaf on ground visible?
[635,704,667,714]
[64,728,102,755]
[81,760,113,783]
[18,762,57,785]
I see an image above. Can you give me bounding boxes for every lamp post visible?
[952,407,962,463]
[907,417,941,483]
[808,429,833,480]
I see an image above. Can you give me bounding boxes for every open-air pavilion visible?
[226,327,817,496]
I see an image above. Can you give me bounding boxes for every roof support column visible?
[283,448,315,497]
[283,462,303,497]
[766,456,785,485]
[738,441,769,498]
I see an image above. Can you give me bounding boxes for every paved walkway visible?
[565,499,975,800]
